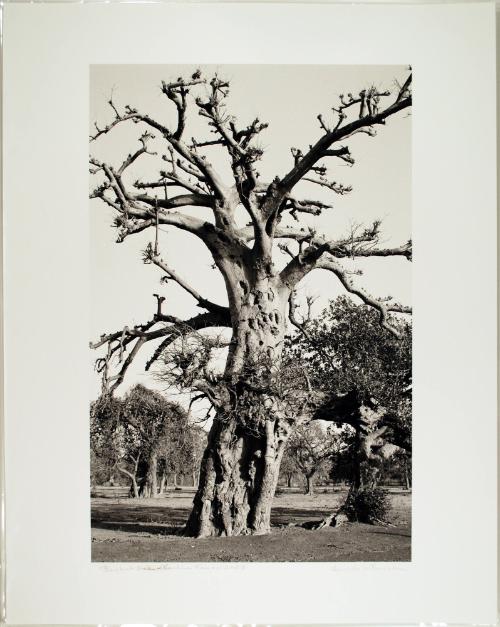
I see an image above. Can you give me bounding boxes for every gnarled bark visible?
[185,406,288,537]
[185,278,292,537]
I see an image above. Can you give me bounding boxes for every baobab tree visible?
[90,67,412,537]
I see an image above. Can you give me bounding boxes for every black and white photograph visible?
[89,64,412,562]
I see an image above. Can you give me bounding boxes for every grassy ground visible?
[91,486,411,562]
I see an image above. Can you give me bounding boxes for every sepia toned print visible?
[89,64,412,561]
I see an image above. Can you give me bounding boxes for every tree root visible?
[370,517,396,527]
[294,512,394,531]
[293,509,349,531]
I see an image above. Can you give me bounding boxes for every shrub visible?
[343,486,391,524]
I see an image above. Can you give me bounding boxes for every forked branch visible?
[315,257,411,337]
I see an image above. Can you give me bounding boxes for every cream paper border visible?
[3,1,497,624]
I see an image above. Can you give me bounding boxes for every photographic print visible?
[89,64,412,563]
[6,1,497,621]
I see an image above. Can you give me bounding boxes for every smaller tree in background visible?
[292,295,411,412]
[186,426,208,487]
[90,384,194,498]
[328,424,357,486]
[90,394,130,488]
[278,446,300,489]
[157,419,201,490]
[90,448,114,488]
[289,295,411,522]
[286,423,336,495]
[380,448,412,489]
[122,385,190,497]
[115,423,143,497]
[90,391,148,497]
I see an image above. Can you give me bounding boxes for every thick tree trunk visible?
[185,275,292,537]
[185,412,287,537]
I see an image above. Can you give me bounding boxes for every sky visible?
[89,64,411,403]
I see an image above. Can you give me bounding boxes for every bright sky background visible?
[90,64,411,403]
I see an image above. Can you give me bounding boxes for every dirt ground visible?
[91,487,411,562]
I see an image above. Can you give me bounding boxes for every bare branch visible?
[273,220,412,288]
[302,176,352,195]
[163,152,207,183]
[160,74,206,140]
[90,155,220,243]
[147,251,228,315]
[145,310,231,371]
[91,287,231,391]
[315,257,411,338]
[285,197,333,220]
[134,171,203,196]
[90,92,227,200]
[335,240,412,261]
[193,75,269,220]
[278,76,412,197]
[118,131,157,175]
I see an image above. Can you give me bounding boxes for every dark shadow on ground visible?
[271,507,332,525]
[365,528,411,538]
[90,491,411,562]
[91,521,183,535]
[91,502,334,534]
[91,502,187,535]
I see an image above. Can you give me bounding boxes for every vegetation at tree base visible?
[342,486,391,524]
